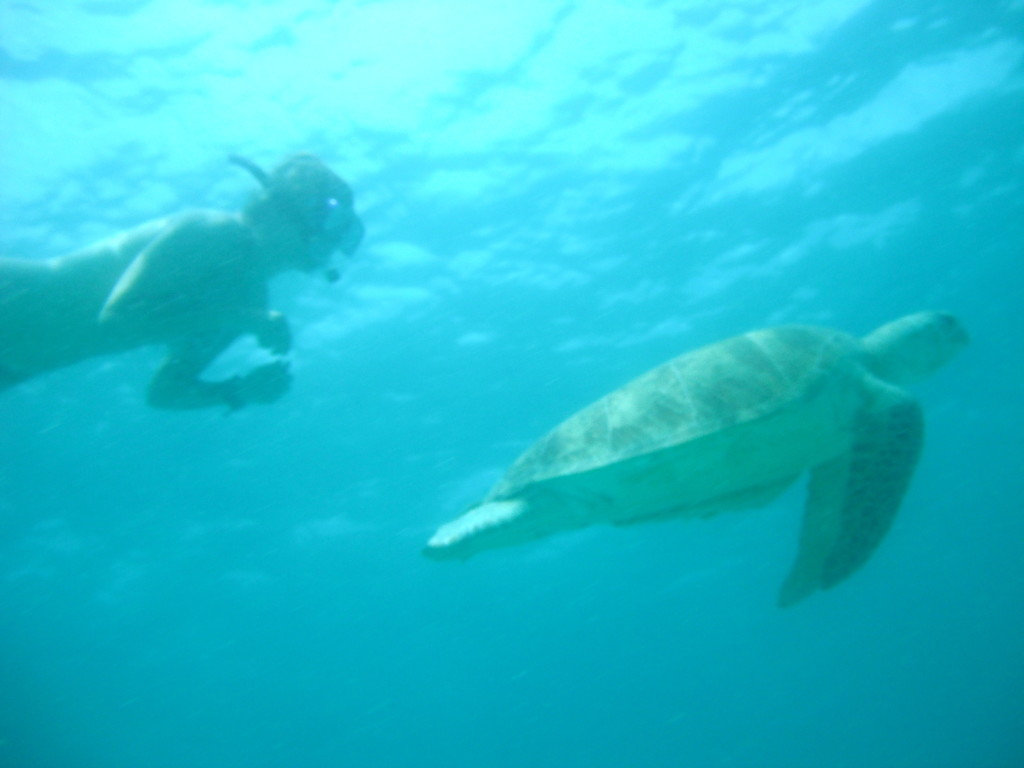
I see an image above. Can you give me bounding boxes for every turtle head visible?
[863,311,969,385]
[233,153,365,279]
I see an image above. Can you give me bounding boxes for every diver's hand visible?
[223,361,292,410]
[256,311,291,356]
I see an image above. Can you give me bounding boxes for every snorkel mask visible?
[231,153,364,282]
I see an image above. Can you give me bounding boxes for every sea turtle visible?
[424,311,968,606]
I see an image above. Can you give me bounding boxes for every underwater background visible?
[1,1,1022,766]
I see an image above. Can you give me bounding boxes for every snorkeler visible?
[0,153,364,411]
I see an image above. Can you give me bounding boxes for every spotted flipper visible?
[778,393,924,607]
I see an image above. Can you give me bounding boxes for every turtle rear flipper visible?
[778,391,924,607]
[423,499,530,561]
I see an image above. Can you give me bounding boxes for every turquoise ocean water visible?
[1,1,1022,766]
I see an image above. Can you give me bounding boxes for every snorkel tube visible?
[229,154,271,188]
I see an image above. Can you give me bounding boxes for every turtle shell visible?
[489,325,860,501]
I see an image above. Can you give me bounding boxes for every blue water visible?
[1,1,1022,766]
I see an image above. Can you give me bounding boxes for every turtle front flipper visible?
[778,391,924,607]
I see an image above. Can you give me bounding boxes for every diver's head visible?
[233,153,365,278]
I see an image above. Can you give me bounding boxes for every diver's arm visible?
[253,309,291,355]
[147,332,292,411]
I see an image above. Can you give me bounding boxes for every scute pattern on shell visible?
[492,326,856,497]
